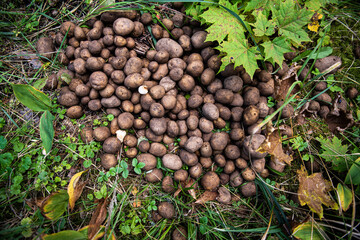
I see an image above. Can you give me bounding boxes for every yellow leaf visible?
[308,21,320,32]
[131,186,138,196]
[297,166,339,219]
[337,183,353,212]
[67,170,88,211]
[292,220,324,240]
[78,225,116,240]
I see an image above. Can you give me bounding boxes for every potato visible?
[152,24,163,39]
[103,137,121,154]
[88,99,102,111]
[137,153,157,171]
[156,38,184,58]
[214,154,226,167]
[150,117,167,135]
[191,31,211,49]
[199,142,212,158]
[101,96,121,108]
[315,92,332,105]
[235,158,247,169]
[44,73,58,90]
[252,158,265,173]
[201,171,220,191]
[179,149,198,166]
[186,115,198,131]
[243,105,260,126]
[257,99,270,118]
[132,21,144,37]
[178,74,195,92]
[152,64,169,81]
[224,76,243,92]
[149,142,167,157]
[168,58,186,70]
[80,126,93,143]
[138,140,150,152]
[314,55,342,73]
[66,105,83,119]
[124,73,144,89]
[140,12,152,25]
[162,154,182,170]
[148,61,159,73]
[223,145,240,160]
[149,103,165,118]
[36,37,55,60]
[202,103,219,121]
[172,226,187,240]
[186,60,204,77]
[214,89,234,105]
[179,35,192,51]
[319,105,330,118]
[107,109,121,118]
[217,187,231,204]
[155,50,170,64]
[230,128,245,141]
[174,169,188,182]
[117,112,134,129]
[189,163,203,178]
[124,57,143,75]
[149,85,165,100]
[240,181,256,197]
[167,121,179,137]
[101,154,117,170]
[161,95,177,110]
[276,101,294,118]
[198,117,214,134]
[207,79,222,94]
[89,71,108,90]
[113,18,135,36]
[184,136,203,153]
[269,160,285,172]
[210,132,229,151]
[242,134,267,160]
[99,84,115,98]
[58,52,69,65]
[158,202,175,219]
[243,87,260,106]
[347,87,358,99]
[160,77,176,91]
[60,21,76,37]
[58,90,79,107]
[230,171,243,187]
[88,40,102,55]
[93,127,111,142]
[111,70,125,85]
[258,79,274,96]
[145,168,163,183]
[200,157,212,168]
[242,167,256,181]
[140,94,155,111]
[207,55,221,72]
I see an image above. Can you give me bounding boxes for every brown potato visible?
[124,73,144,89]
[161,95,177,110]
[80,126,93,143]
[252,158,265,173]
[66,105,83,119]
[162,154,182,170]
[124,57,143,75]
[113,18,135,36]
[168,58,186,70]
[210,132,230,151]
[155,50,170,64]
[149,142,167,157]
[240,181,256,197]
[217,187,231,204]
[158,202,175,219]
[101,96,121,108]
[230,171,243,187]
[156,38,184,58]
[243,105,260,126]
[201,171,220,191]
[58,91,79,107]
[152,24,163,39]
[150,103,165,117]
[172,226,187,240]
[179,35,192,51]
[88,99,102,111]
[167,121,179,137]
[101,154,117,170]
[145,168,163,183]
[199,117,213,133]
[60,21,76,37]
[138,140,150,152]
[189,163,203,178]
[117,112,134,129]
[89,71,108,90]
[150,117,167,135]
[174,169,188,182]
[138,153,157,171]
[93,127,111,142]
[140,12,152,25]
[103,137,121,154]
[243,87,260,106]
[184,136,203,153]
[186,60,204,77]
[36,37,55,60]
[191,31,211,49]
[179,149,198,166]
[214,154,226,167]
[88,40,102,55]
[152,64,169,81]
[202,103,219,121]
[242,134,267,160]
[224,75,243,92]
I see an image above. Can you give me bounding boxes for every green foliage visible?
[132,158,145,175]
[40,111,55,154]
[316,136,348,172]
[41,190,69,220]
[147,200,157,211]
[345,158,360,185]
[94,184,108,199]
[11,84,52,111]
[186,0,318,77]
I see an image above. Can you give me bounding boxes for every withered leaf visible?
[40,190,69,220]
[195,191,218,205]
[274,64,301,101]
[88,198,109,240]
[297,166,339,219]
[68,170,88,211]
[257,123,293,165]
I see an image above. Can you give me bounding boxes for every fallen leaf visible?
[292,220,324,240]
[40,190,69,220]
[257,123,293,165]
[297,166,339,219]
[88,198,109,240]
[41,230,87,240]
[345,157,360,185]
[78,225,116,240]
[68,170,88,211]
[274,64,301,101]
[133,198,141,207]
[195,191,218,205]
[325,96,354,133]
[131,186,138,196]
[337,183,353,212]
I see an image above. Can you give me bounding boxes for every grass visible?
[0,0,360,239]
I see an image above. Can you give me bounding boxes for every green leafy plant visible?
[186,0,318,77]
[132,158,145,175]
[147,200,157,211]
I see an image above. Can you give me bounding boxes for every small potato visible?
[123,135,137,147]
[88,99,102,111]
[243,87,260,106]
[276,101,294,119]
[235,158,248,169]
[215,89,234,105]
[117,112,134,129]
[174,169,188,182]
[152,24,163,39]
[201,171,220,191]
[115,86,131,100]
[210,132,230,151]
[36,37,55,60]
[60,21,76,37]
[152,64,169,81]
[162,154,182,170]
[124,73,144,89]
[240,181,256,197]
[137,153,157,171]
[88,40,102,55]
[172,226,187,240]
[113,18,135,36]
[103,137,121,154]
[149,117,167,136]
[93,126,111,142]
[149,85,166,99]
[161,95,177,110]
[202,103,219,121]
[242,134,267,160]
[168,58,186,70]
[101,154,117,170]
[80,126,93,143]
[230,171,243,187]
[140,12,152,25]
[200,142,212,158]
[111,70,125,85]
[189,163,203,178]
[258,79,274,96]
[158,202,175,219]
[58,91,79,107]
[66,105,83,119]
[184,136,203,153]
[179,149,198,166]
[132,21,144,37]
[191,31,211,49]
[186,115,199,131]
[224,75,243,92]
[167,120,179,137]
[154,50,170,64]
[134,118,146,129]
[156,38,184,58]
[252,158,265,173]
[145,168,163,183]
[207,79,223,94]
[243,105,260,126]
[101,96,121,108]
[186,60,204,77]
[242,167,256,181]
[230,128,245,141]
[217,187,231,204]
[200,157,212,168]
[99,84,115,98]
[109,56,127,70]
[178,74,195,92]
[199,117,213,133]
[150,103,165,118]
[89,71,108,90]
[124,57,143,75]
[138,140,150,152]
[224,145,240,160]
[214,154,226,167]
[179,35,192,51]
[207,55,221,72]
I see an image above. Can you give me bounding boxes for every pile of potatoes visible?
[39,8,305,224]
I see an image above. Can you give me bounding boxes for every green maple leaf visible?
[271,0,313,45]
[244,0,273,12]
[262,37,292,66]
[217,39,261,78]
[316,136,349,172]
[200,0,246,43]
[251,11,275,37]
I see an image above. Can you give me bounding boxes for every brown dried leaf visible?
[297,166,339,219]
[88,198,109,240]
[274,64,301,101]
[68,170,88,211]
[195,191,218,205]
[257,123,293,165]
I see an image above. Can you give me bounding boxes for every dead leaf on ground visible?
[40,190,69,220]
[297,166,339,219]
[88,198,109,240]
[274,64,301,101]
[68,170,88,211]
[257,123,293,165]
[195,191,218,205]
[325,94,354,132]
[174,178,197,200]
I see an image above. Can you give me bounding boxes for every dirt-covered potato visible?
[66,105,83,119]
[132,21,144,37]
[89,71,108,90]
[60,21,76,37]
[100,153,117,170]
[217,187,231,204]
[172,226,187,240]
[201,171,220,191]
[145,168,163,183]
[347,87,358,99]
[224,75,243,92]
[315,92,332,105]
[186,60,204,77]
[58,90,79,107]
[242,134,267,160]
[117,112,134,129]
[162,175,175,193]
[229,171,243,187]
[88,99,102,111]
[179,149,198,166]
[93,126,111,142]
[103,137,121,154]
[252,158,265,173]
[149,117,167,136]
[124,57,143,75]
[149,142,167,157]
[155,50,170,64]
[243,105,260,126]
[80,126,93,144]
[101,96,121,108]
[314,55,342,73]
[240,181,256,197]
[36,37,55,60]
[140,12,152,25]
[138,153,157,171]
[243,87,260,106]
[230,128,245,141]
[174,169,188,182]
[210,132,229,151]
[156,38,184,58]
[202,103,219,121]
[162,154,182,170]
[167,121,179,137]
[191,31,211,49]
[189,163,202,178]
[158,202,175,219]
[178,74,195,92]
[235,158,247,169]
[242,167,256,181]
[124,73,144,89]
[179,35,192,51]
[224,145,240,160]
[138,140,150,152]
[276,101,294,119]
[215,89,234,105]
[113,18,135,36]
[184,136,203,153]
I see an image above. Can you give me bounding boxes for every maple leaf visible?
[200,0,246,43]
[316,136,349,172]
[257,122,293,165]
[271,0,313,45]
[297,166,339,219]
[262,37,293,67]
[217,39,261,78]
[251,11,275,37]
[244,0,272,12]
